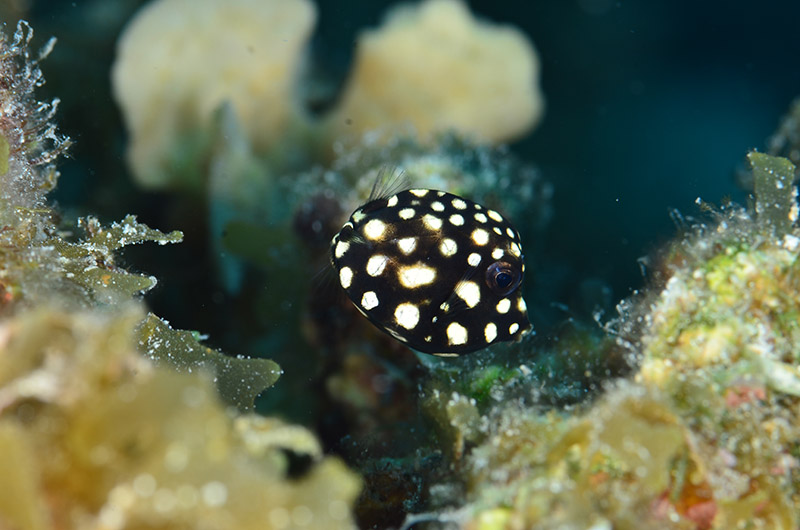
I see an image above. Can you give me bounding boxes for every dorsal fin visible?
[368,165,410,202]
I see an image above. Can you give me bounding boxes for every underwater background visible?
[22,0,800,320]
[3,0,800,528]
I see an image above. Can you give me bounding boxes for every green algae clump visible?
[0,20,361,529]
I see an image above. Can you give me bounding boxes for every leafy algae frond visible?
[749,151,798,236]
[139,314,282,412]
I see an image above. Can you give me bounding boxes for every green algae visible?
[0,133,9,176]
[749,151,798,235]
[138,314,281,412]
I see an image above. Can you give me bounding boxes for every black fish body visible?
[331,188,532,356]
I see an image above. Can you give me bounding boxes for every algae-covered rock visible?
[414,153,800,529]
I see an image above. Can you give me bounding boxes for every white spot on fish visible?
[474,212,488,223]
[361,291,379,310]
[449,214,465,226]
[335,240,350,258]
[395,303,420,329]
[491,248,504,260]
[471,228,489,246]
[431,201,445,212]
[397,237,417,255]
[510,241,522,257]
[410,189,429,197]
[398,264,437,288]
[364,219,386,240]
[339,267,353,289]
[467,253,481,267]
[487,210,503,222]
[439,238,458,257]
[386,195,399,207]
[451,198,467,210]
[446,322,468,345]
[399,208,416,220]
[509,322,520,334]
[422,214,443,230]
[352,210,366,223]
[496,298,511,314]
[455,280,481,308]
[366,254,389,277]
[485,322,497,343]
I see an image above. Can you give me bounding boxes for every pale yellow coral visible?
[327,0,543,144]
[112,0,543,189]
[111,0,316,188]
[0,305,361,530]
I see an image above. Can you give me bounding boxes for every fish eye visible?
[485,261,521,296]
